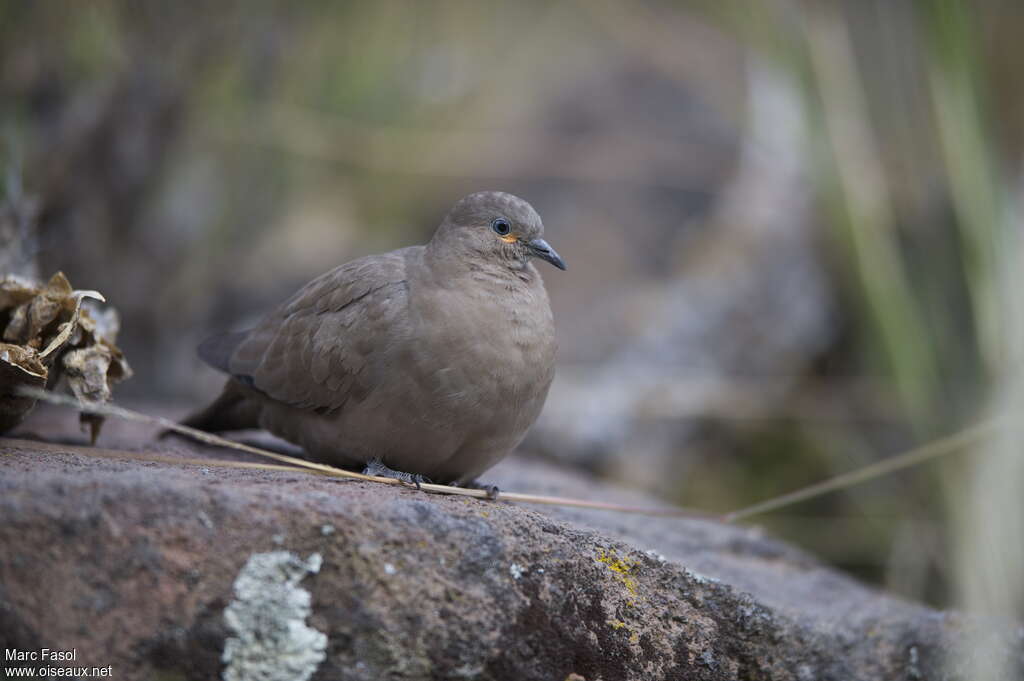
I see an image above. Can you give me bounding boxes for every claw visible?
[465,480,501,501]
[362,459,431,491]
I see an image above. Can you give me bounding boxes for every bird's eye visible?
[491,218,511,236]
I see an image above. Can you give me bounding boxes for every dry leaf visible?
[64,345,114,403]
[0,343,46,432]
[0,271,131,441]
[3,272,75,347]
[0,275,39,310]
[39,289,105,359]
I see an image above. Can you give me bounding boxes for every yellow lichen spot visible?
[596,548,640,596]
[607,619,641,645]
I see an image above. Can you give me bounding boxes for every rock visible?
[0,429,1020,681]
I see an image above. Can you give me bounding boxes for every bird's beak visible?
[527,238,567,271]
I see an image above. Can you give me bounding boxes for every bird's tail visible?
[161,380,260,439]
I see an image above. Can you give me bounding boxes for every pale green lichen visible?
[222,551,327,681]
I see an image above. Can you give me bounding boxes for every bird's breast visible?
[410,277,556,413]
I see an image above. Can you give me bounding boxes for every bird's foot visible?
[362,459,431,491]
[464,480,501,501]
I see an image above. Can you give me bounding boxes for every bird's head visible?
[431,191,567,273]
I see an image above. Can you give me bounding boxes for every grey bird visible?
[179,191,565,487]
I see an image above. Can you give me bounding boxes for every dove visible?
[179,191,565,488]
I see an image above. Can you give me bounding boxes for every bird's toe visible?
[363,458,431,491]
[464,480,501,501]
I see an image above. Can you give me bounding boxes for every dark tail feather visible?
[197,330,248,373]
[160,381,260,439]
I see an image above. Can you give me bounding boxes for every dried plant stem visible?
[17,386,379,478]
[1,437,337,476]
[10,387,705,517]
[10,387,995,522]
[723,421,995,523]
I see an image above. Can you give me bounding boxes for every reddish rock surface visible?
[0,407,1020,680]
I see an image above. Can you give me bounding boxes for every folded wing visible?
[199,250,411,414]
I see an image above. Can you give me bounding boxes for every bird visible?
[177,191,565,489]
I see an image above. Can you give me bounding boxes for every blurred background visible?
[2,0,1022,632]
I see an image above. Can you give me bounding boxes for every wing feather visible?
[209,249,413,413]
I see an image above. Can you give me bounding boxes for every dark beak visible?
[527,238,567,271]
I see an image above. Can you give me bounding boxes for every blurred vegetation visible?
[3,0,1023,625]
[689,0,1022,612]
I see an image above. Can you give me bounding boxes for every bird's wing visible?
[210,250,412,413]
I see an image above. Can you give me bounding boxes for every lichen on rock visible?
[222,551,327,681]
[0,444,1021,680]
